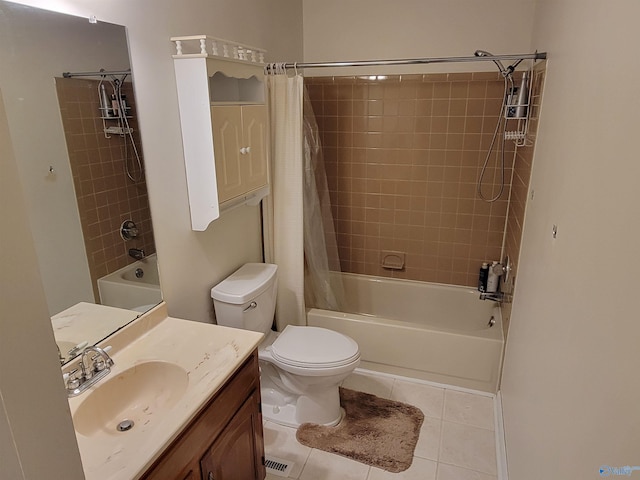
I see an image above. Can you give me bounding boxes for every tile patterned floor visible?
[263,370,498,480]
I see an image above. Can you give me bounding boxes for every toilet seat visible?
[271,325,360,367]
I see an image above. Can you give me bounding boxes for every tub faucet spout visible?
[128,248,145,260]
[479,292,503,302]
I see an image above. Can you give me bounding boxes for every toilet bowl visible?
[211,263,360,427]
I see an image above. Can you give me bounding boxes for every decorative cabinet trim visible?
[171,35,266,65]
[172,37,269,231]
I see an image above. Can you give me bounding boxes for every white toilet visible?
[211,263,360,427]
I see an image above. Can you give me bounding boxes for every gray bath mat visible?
[296,387,424,473]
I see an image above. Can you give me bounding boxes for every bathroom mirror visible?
[0,1,160,364]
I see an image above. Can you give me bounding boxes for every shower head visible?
[474,50,526,78]
[474,49,494,58]
[474,50,507,75]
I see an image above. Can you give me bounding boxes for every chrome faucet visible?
[64,346,114,397]
[120,219,139,240]
[128,248,145,260]
[479,292,504,302]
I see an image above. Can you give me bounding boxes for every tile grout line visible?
[354,367,497,398]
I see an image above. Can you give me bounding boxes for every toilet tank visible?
[211,263,278,334]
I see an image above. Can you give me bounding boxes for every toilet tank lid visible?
[211,263,278,304]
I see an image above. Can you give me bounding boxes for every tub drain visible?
[117,419,134,432]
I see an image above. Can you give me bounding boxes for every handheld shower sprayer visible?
[474,49,532,202]
[475,49,515,202]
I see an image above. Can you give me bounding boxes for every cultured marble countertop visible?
[65,303,263,480]
[52,302,138,353]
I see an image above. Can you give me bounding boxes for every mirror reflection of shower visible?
[95,70,144,183]
[55,71,156,303]
[474,50,531,202]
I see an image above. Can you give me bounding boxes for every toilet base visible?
[260,386,344,428]
[261,387,299,427]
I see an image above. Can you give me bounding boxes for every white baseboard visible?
[495,391,508,480]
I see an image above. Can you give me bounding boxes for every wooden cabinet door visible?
[200,391,264,480]
[211,106,244,203]
[240,105,268,193]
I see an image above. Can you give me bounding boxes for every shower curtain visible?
[302,92,344,311]
[264,66,342,331]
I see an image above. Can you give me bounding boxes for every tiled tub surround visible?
[264,370,499,480]
[56,78,155,301]
[305,72,519,287]
[500,64,546,336]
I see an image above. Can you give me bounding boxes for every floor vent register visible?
[264,456,294,477]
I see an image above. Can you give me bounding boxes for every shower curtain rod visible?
[273,52,546,70]
[62,69,131,78]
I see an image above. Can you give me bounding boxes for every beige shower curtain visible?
[264,66,343,331]
[264,68,305,331]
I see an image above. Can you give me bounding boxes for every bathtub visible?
[97,253,162,312]
[306,273,504,393]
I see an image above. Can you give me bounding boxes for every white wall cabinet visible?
[211,105,268,204]
[172,36,269,231]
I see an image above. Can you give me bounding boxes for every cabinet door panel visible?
[200,392,262,480]
[211,106,244,203]
[241,106,268,193]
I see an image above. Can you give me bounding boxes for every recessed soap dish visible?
[381,251,405,270]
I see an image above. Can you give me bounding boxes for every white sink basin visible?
[73,361,189,437]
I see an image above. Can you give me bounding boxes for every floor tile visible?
[342,371,395,398]
[413,416,441,461]
[439,421,497,475]
[263,371,501,480]
[299,449,370,480]
[443,390,495,430]
[263,420,311,478]
[266,474,289,480]
[367,457,437,480]
[436,463,497,480]
[390,380,444,419]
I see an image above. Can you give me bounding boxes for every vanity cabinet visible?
[172,36,270,231]
[141,351,265,480]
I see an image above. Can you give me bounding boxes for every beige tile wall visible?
[305,72,517,286]
[501,64,546,335]
[56,78,155,301]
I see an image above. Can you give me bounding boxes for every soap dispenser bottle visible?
[486,261,501,293]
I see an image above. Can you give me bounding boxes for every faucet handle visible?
[65,369,81,390]
[94,356,107,372]
[92,347,113,371]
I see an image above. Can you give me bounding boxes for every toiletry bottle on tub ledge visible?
[478,263,489,292]
[486,261,502,293]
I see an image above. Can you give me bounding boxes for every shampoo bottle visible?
[478,263,489,292]
[514,71,530,119]
[486,261,501,293]
[100,84,112,117]
[111,94,119,116]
